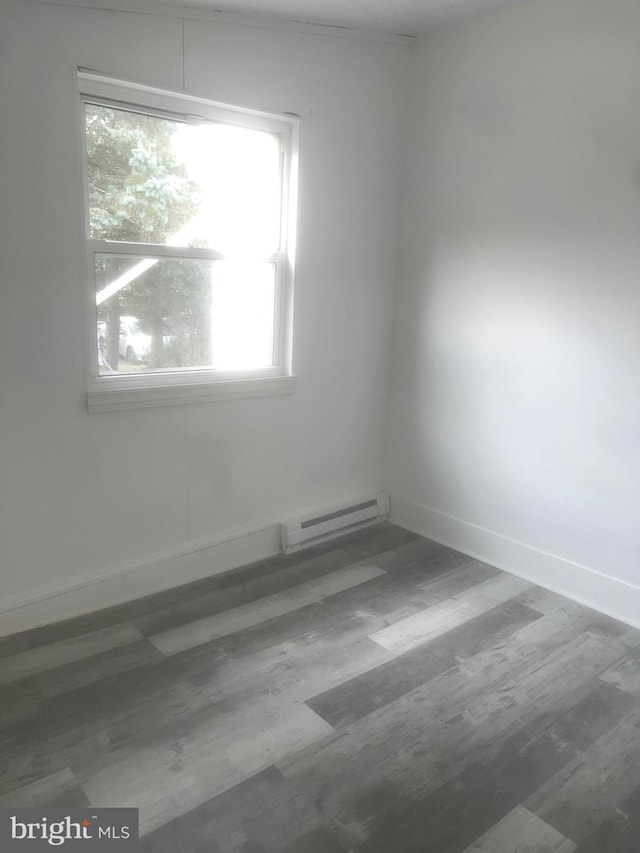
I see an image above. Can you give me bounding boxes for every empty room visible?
[1,0,640,850]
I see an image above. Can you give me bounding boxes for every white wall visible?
[387,0,640,620]
[9,0,639,633]
[0,0,408,623]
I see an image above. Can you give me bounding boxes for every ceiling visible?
[177,0,511,35]
[34,0,514,36]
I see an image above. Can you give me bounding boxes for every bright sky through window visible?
[171,122,282,257]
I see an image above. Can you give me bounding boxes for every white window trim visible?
[78,71,299,413]
[87,375,297,413]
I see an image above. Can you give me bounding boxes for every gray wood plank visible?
[279,828,346,853]
[149,565,386,656]
[4,603,375,794]
[316,558,501,633]
[526,706,640,845]
[369,573,533,654]
[355,680,632,853]
[307,600,542,728]
[133,545,370,637]
[139,766,331,853]
[187,635,393,710]
[599,650,640,695]
[417,560,500,601]
[280,632,628,835]
[0,692,41,729]
[80,696,334,836]
[575,785,640,853]
[462,805,577,852]
[0,623,144,684]
[3,639,163,704]
[339,524,419,559]
[364,536,477,578]
[618,628,640,648]
[0,576,227,659]
[0,768,90,808]
[0,652,224,796]
[511,605,626,655]
[514,586,580,615]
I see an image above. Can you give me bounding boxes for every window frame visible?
[78,71,299,413]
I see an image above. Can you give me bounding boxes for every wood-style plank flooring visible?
[2,524,640,851]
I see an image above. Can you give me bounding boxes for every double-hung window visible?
[79,72,298,412]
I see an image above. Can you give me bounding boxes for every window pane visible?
[95,255,276,375]
[85,103,282,255]
[210,261,277,370]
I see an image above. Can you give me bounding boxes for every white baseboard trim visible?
[0,523,282,638]
[390,495,640,631]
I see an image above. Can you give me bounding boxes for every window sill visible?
[87,374,297,413]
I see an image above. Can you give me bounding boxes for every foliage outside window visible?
[80,73,297,408]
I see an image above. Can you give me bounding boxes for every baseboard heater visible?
[280,492,390,554]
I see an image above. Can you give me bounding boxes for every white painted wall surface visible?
[0,0,408,615]
[387,0,640,603]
